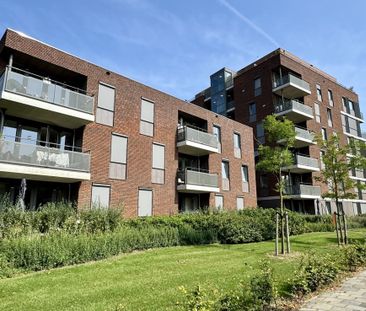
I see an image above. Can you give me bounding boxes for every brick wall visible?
[1,29,257,216]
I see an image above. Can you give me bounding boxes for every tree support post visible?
[285,212,290,254]
[275,212,279,256]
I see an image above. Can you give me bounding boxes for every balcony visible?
[272,73,311,98]
[278,126,316,148]
[283,154,320,173]
[0,67,94,129]
[284,183,321,199]
[350,168,366,181]
[177,168,219,193]
[274,99,313,122]
[0,139,90,182]
[177,125,219,156]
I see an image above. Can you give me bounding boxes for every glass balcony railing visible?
[294,154,319,169]
[284,183,321,197]
[273,73,310,91]
[177,168,218,188]
[0,139,90,172]
[2,67,94,114]
[295,126,315,141]
[177,126,219,149]
[274,99,313,116]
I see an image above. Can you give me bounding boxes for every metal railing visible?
[2,67,94,114]
[294,154,319,169]
[177,168,218,188]
[0,139,90,172]
[273,73,310,92]
[284,183,321,196]
[274,99,313,116]
[295,126,315,141]
[177,125,219,149]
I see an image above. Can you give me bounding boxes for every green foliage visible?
[290,253,340,295]
[342,243,366,271]
[315,134,365,201]
[179,262,277,311]
[0,226,180,272]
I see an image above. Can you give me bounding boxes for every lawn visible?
[0,229,365,311]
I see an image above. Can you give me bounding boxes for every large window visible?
[254,77,261,96]
[91,184,110,209]
[249,103,256,122]
[96,83,115,126]
[109,134,128,180]
[328,90,334,107]
[316,84,322,102]
[236,197,244,211]
[138,189,153,216]
[314,103,321,123]
[327,108,333,127]
[233,132,241,158]
[241,165,249,192]
[140,98,154,136]
[213,125,221,153]
[152,143,165,184]
[321,128,327,140]
[215,195,224,210]
[221,161,230,191]
[256,122,265,144]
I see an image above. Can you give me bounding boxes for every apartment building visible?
[0,29,257,215]
[192,49,366,215]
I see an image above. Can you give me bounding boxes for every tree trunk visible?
[335,198,344,245]
[280,192,285,255]
[341,204,348,245]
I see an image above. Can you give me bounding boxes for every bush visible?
[342,243,366,272]
[290,253,340,295]
[179,262,277,311]
[0,226,180,272]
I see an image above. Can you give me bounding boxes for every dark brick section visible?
[0,29,257,216]
[192,48,364,214]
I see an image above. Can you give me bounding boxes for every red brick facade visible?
[0,29,257,216]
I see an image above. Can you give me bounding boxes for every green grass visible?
[0,230,365,311]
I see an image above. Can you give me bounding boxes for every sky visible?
[1,0,365,130]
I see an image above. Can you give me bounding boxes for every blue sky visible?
[1,0,365,130]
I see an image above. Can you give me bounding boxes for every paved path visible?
[300,270,366,311]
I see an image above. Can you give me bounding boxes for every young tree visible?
[315,134,366,245]
[256,115,296,255]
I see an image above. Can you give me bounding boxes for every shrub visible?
[290,253,340,295]
[342,243,366,272]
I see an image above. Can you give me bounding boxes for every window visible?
[241,165,248,182]
[96,83,115,126]
[236,197,244,211]
[109,134,128,180]
[254,78,261,96]
[326,201,331,214]
[314,103,321,123]
[316,84,322,102]
[259,174,268,189]
[321,128,327,140]
[138,189,152,216]
[140,98,154,136]
[221,161,230,191]
[348,100,354,112]
[213,125,221,153]
[215,195,224,210]
[233,133,241,158]
[342,97,347,112]
[327,108,333,127]
[320,150,326,169]
[328,90,334,106]
[249,103,256,122]
[152,143,165,184]
[91,184,110,209]
[256,122,265,144]
[241,165,249,192]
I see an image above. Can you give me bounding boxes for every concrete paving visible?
[300,270,366,311]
